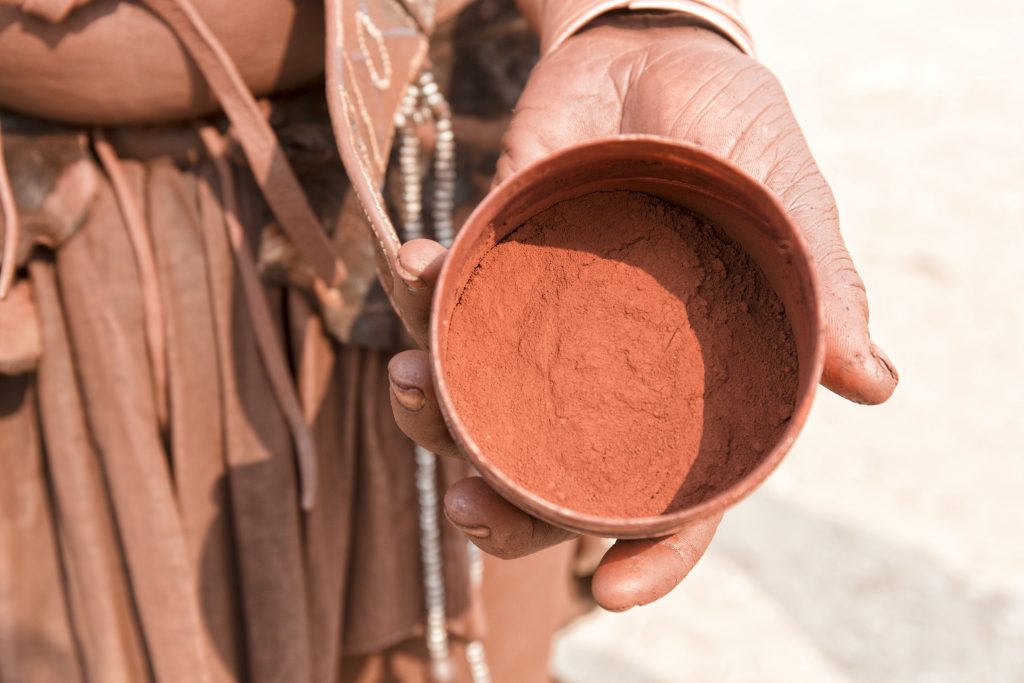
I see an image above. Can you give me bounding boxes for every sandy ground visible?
[552,1,1024,681]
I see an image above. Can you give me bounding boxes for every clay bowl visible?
[430,136,824,539]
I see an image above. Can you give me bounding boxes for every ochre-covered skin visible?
[0,0,326,124]
[446,191,798,518]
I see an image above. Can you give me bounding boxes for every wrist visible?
[521,0,754,57]
[582,11,747,53]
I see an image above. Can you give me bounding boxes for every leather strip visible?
[199,126,319,510]
[55,157,215,683]
[325,0,431,337]
[0,117,17,299]
[31,258,151,683]
[0,279,40,374]
[140,0,346,290]
[93,131,170,431]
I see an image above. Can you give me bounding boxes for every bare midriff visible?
[0,0,325,124]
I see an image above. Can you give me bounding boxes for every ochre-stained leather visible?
[0,279,39,374]
[324,0,431,336]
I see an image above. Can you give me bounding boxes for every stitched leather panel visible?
[325,0,430,334]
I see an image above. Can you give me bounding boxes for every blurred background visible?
[554,1,1024,680]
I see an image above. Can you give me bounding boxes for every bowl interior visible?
[431,137,823,538]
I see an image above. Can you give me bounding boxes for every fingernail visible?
[443,506,492,539]
[452,522,491,539]
[870,342,899,384]
[389,378,425,412]
[394,255,425,290]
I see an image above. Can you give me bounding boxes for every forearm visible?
[514,0,753,55]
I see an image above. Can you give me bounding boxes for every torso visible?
[0,0,326,124]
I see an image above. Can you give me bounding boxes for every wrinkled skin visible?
[387,16,899,612]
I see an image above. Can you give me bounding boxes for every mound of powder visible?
[445,191,798,518]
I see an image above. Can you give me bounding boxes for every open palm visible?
[387,15,897,611]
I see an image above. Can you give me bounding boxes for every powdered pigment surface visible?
[446,191,797,518]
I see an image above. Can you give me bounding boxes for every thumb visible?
[778,172,898,405]
[818,239,899,405]
[591,513,722,612]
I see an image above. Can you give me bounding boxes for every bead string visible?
[396,68,491,683]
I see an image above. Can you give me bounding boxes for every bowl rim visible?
[429,135,825,538]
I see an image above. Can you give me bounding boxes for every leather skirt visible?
[0,5,587,682]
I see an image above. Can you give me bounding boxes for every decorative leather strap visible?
[324,0,431,335]
[140,0,347,291]
[518,0,754,56]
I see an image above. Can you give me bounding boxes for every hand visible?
[387,16,898,611]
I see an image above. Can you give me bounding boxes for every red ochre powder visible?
[446,191,798,518]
